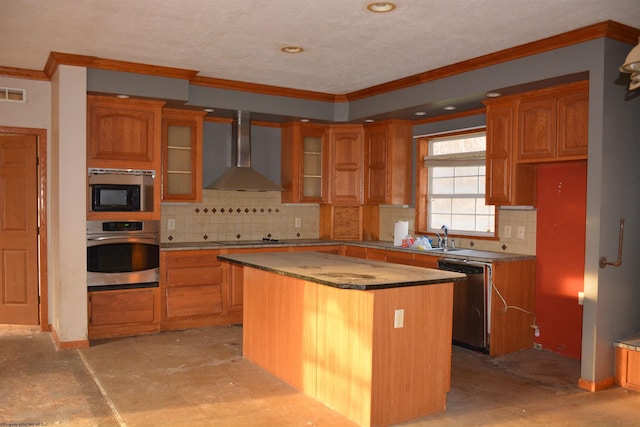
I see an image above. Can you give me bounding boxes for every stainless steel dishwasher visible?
[437,258,489,353]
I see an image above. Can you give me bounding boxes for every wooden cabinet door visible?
[364,124,388,204]
[161,109,205,202]
[485,103,514,205]
[557,89,588,158]
[87,95,164,169]
[518,97,557,161]
[329,126,363,204]
[281,122,328,203]
[363,121,412,205]
[88,287,161,339]
[485,100,536,206]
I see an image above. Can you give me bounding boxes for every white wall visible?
[0,76,50,129]
[50,65,87,342]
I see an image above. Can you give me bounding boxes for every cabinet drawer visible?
[165,285,223,318]
[166,265,222,287]
[165,250,220,268]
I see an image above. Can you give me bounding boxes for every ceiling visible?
[2,0,640,96]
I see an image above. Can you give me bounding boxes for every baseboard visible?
[578,376,616,392]
[50,325,90,350]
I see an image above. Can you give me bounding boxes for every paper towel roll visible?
[393,221,409,246]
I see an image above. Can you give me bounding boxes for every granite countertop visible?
[162,239,534,262]
[217,251,465,290]
[613,333,640,351]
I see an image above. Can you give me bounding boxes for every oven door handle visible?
[87,235,159,246]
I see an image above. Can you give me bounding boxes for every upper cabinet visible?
[87,95,164,220]
[282,120,412,207]
[87,95,164,170]
[484,80,588,206]
[161,109,205,203]
[281,122,329,203]
[485,101,536,206]
[517,81,588,163]
[328,125,364,204]
[363,120,412,205]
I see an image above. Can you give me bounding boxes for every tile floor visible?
[2,325,639,426]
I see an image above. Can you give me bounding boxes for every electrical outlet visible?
[504,225,512,238]
[517,225,525,239]
[394,309,404,328]
[168,218,175,230]
[295,217,302,228]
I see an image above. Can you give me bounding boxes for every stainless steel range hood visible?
[207,111,283,191]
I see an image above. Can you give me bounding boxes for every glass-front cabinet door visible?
[281,122,328,203]
[302,134,323,199]
[161,109,205,202]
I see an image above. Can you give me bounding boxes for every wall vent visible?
[0,87,26,103]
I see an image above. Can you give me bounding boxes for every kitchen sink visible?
[422,247,464,252]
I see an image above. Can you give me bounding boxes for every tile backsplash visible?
[161,190,319,243]
[163,191,536,255]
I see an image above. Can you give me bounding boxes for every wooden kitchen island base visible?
[221,252,461,427]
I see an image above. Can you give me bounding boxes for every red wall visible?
[535,161,587,360]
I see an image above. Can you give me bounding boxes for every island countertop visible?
[217,251,465,290]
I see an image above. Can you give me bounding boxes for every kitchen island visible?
[218,251,464,427]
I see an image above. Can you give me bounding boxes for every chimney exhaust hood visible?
[207,111,283,192]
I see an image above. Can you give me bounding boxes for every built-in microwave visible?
[88,168,154,212]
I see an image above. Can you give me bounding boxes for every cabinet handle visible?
[600,218,625,268]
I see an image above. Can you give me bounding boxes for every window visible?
[422,130,495,237]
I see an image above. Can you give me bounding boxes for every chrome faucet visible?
[441,225,449,249]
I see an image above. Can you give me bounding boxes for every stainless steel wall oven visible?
[87,220,160,291]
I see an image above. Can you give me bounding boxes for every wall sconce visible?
[620,37,640,90]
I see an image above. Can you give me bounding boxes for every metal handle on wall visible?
[600,218,625,269]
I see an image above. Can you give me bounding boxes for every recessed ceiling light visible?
[116,94,130,99]
[367,2,396,13]
[414,111,427,116]
[281,46,304,54]
[203,108,214,113]
[486,92,502,98]
[443,106,456,111]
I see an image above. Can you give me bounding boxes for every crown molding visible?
[43,52,199,80]
[344,20,640,101]
[0,65,48,81]
[190,75,342,103]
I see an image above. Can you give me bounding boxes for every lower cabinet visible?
[345,246,535,356]
[161,250,241,330]
[88,287,161,340]
[615,346,640,392]
[97,244,533,358]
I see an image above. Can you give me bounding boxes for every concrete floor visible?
[2,325,639,427]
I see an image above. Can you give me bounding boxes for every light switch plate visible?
[504,225,512,238]
[517,226,525,239]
